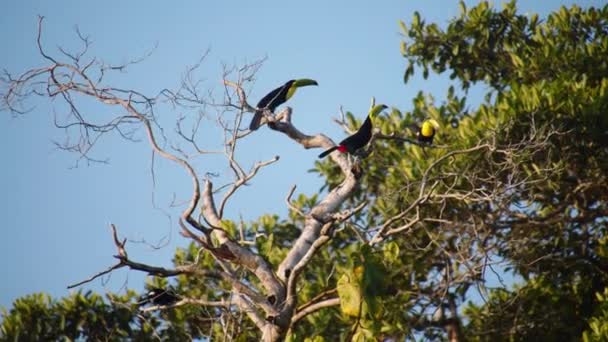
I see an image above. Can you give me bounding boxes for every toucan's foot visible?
[421,147,429,158]
[355,148,372,159]
[351,163,363,178]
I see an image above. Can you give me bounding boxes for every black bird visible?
[138,288,180,306]
[318,104,388,158]
[249,78,318,130]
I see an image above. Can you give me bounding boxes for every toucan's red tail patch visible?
[337,145,347,153]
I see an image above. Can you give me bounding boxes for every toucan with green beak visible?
[318,104,388,158]
[411,119,440,144]
[249,79,318,130]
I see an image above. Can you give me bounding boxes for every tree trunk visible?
[446,319,461,342]
[261,324,284,342]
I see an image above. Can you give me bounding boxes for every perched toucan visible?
[318,104,388,158]
[138,287,180,306]
[411,119,440,144]
[249,79,318,130]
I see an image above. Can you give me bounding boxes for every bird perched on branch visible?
[411,119,440,144]
[249,79,318,130]
[138,287,180,307]
[318,104,388,158]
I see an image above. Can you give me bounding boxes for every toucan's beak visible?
[294,79,318,87]
[428,119,440,129]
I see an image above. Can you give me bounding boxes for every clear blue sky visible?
[0,0,602,309]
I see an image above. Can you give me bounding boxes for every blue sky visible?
[0,0,603,309]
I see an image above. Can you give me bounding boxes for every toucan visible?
[318,104,388,158]
[138,287,180,306]
[411,119,440,144]
[249,79,318,130]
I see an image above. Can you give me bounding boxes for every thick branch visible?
[234,294,267,331]
[291,297,341,325]
[139,297,230,313]
[265,107,361,281]
[284,202,366,317]
[202,179,285,311]
[223,80,369,336]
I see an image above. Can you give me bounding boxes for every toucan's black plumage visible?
[139,288,180,306]
[318,104,387,158]
[249,79,318,130]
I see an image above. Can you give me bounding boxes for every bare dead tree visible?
[0,17,377,341]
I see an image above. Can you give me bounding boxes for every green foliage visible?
[394,1,608,340]
[337,246,386,319]
[583,288,608,341]
[1,291,143,341]
[332,246,398,339]
[313,1,608,340]
[464,276,592,341]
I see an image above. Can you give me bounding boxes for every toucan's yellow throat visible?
[417,119,440,144]
[421,122,433,137]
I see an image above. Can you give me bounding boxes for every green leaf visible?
[400,41,407,56]
[459,1,467,15]
[509,52,524,68]
[404,63,414,82]
[337,270,363,317]
[412,11,420,28]
[383,241,400,263]
[398,20,407,34]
